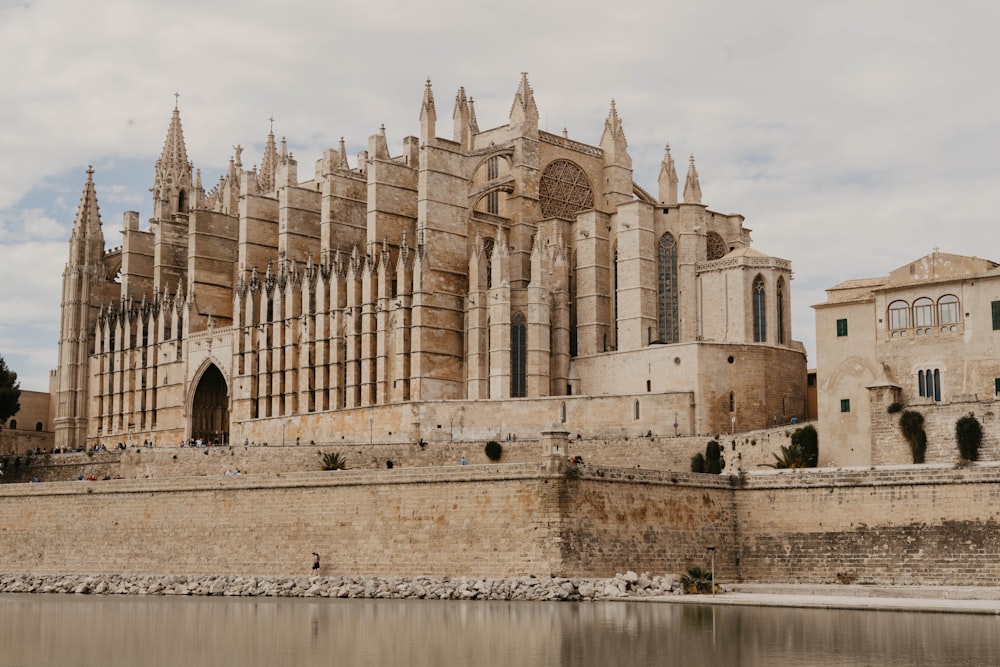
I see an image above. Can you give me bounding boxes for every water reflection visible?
[0,594,996,667]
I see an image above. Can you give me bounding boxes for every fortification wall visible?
[0,464,566,578]
[737,464,1000,585]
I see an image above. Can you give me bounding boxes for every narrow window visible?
[933,369,941,402]
[992,301,1000,330]
[560,402,567,423]
[752,275,766,342]
[995,378,1000,396]
[918,370,926,397]
[8,420,15,429]
[511,313,527,398]
[487,156,499,180]
[657,233,679,343]
[634,400,640,420]
[836,318,848,337]
[487,191,499,215]
[729,391,735,412]
[777,278,786,344]
[840,399,851,413]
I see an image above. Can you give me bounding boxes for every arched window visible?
[777,277,786,345]
[888,300,910,329]
[938,294,960,325]
[511,313,527,398]
[177,190,187,213]
[634,400,640,420]
[8,420,16,430]
[706,231,727,260]
[35,422,43,432]
[657,233,679,343]
[752,275,766,342]
[913,297,934,327]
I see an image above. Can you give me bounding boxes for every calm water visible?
[1,594,997,666]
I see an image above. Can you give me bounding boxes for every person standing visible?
[312,552,320,572]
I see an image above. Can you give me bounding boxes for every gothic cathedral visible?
[53,74,807,448]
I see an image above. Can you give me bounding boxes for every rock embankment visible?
[0,571,683,600]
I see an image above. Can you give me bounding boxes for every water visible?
[1,594,997,666]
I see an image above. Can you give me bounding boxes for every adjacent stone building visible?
[52,74,807,449]
[815,251,1000,466]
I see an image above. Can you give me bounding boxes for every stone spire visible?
[152,101,193,220]
[337,137,350,170]
[508,72,539,131]
[599,99,631,167]
[683,154,702,205]
[467,96,480,134]
[420,78,436,141]
[453,86,471,148]
[258,117,279,193]
[658,144,679,205]
[68,166,104,266]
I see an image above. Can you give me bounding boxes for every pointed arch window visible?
[777,277,786,345]
[657,233,679,343]
[511,313,527,398]
[752,275,767,342]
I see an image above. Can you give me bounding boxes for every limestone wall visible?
[5,444,1000,586]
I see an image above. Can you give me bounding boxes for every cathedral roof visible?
[724,246,768,259]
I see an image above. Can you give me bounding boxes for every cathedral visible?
[52,74,807,449]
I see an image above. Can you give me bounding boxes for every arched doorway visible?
[191,364,229,444]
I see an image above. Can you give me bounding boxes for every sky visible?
[1,0,999,391]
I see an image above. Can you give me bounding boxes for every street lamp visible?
[369,410,374,446]
[706,546,717,595]
[730,415,735,435]
[673,411,679,437]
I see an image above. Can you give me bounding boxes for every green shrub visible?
[321,451,349,471]
[887,402,903,414]
[762,442,810,469]
[899,410,927,464]
[790,425,818,467]
[690,452,706,473]
[705,440,725,474]
[956,414,983,462]
[680,565,714,594]
[484,440,503,461]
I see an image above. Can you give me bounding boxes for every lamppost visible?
[730,415,735,434]
[673,411,679,437]
[369,410,374,446]
[706,546,717,595]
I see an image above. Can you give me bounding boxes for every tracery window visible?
[511,312,527,398]
[752,275,766,342]
[938,294,960,325]
[913,297,934,327]
[706,231,727,260]
[888,300,910,330]
[657,233,679,343]
[538,160,594,219]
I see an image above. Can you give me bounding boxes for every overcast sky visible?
[2,0,999,391]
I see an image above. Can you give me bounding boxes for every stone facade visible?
[0,390,55,455]
[815,251,1000,465]
[52,74,807,451]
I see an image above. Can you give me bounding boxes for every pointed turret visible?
[152,102,193,219]
[683,154,702,205]
[68,166,105,266]
[370,124,390,160]
[259,119,279,193]
[508,72,539,133]
[337,137,350,170]
[420,78,436,141]
[468,96,480,135]
[453,86,471,148]
[600,99,632,168]
[658,144,679,205]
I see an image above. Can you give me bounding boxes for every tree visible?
[0,355,21,425]
[899,410,927,464]
[791,425,819,467]
[956,414,983,462]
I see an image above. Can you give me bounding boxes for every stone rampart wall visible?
[4,452,999,585]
